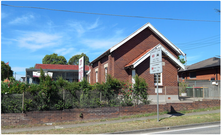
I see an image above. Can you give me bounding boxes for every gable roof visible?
[35,64,90,71]
[179,57,220,72]
[125,48,154,68]
[125,44,185,69]
[90,22,185,65]
[110,22,185,56]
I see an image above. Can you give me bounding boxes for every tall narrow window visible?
[104,63,108,82]
[95,68,98,83]
[132,69,136,85]
[154,73,162,85]
[96,71,98,83]
[105,67,108,82]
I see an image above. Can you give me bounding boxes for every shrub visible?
[133,74,149,105]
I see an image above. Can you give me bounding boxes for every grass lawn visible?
[8,112,220,134]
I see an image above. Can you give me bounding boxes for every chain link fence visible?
[1,94,23,113]
[180,80,220,99]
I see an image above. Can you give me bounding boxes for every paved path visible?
[2,109,220,134]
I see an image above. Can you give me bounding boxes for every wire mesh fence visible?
[180,80,220,99]
[2,80,220,113]
[1,94,23,113]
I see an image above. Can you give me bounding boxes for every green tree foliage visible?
[178,55,186,64]
[42,53,67,65]
[1,61,13,81]
[2,73,151,113]
[68,53,90,65]
[133,74,149,105]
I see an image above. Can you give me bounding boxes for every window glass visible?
[105,67,108,82]
[189,72,196,78]
[96,71,98,82]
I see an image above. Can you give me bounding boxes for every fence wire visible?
[1,94,23,113]
[181,80,220,99]
[2,80,220,113]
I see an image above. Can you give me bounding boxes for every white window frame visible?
[95,68,98,83]
[132,69,136,85]
[104,63,108,82]
[154,73,162,86]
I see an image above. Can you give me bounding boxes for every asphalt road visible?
[151,124,220,134]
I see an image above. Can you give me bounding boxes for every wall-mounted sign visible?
[79,56,85,82]
[33,71,53,78]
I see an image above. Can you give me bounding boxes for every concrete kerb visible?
[111,121,220,134]
[1,110,220,134]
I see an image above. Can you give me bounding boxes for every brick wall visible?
[179,67,220,81]
[2,100,220,126]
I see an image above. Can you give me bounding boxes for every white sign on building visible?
[78,56,85,82]
[33,71,53,78]
[150,48,162,74]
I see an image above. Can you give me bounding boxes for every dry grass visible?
[2,106,219,130]
[9,113,220,134]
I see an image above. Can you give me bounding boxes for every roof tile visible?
[35,64,90,71]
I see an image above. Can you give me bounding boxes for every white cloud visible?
[186,54,202,65]
[87,18,100,30]
[17,32,62,51]
[11,67,26,72]
[68,18,100,37]
[1,12,8,19]
[9,14,35,25]
[54,48,75,56]
[81,29,125,50]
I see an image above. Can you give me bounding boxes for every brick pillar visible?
[98,61,101,83]
[108,55,112,76]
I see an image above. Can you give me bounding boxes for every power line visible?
[2,4,220,23]
[181,43,219,50]
[177,40,220,47]
[175,35,220,45]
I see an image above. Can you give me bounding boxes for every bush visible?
[133,74,149,105]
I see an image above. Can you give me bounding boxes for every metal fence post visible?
[63,89,65,110]
[165,86,166,103]
[203,85,204,99]
[193,85,195,100]
[22,91,24,113]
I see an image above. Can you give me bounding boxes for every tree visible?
[42,53,67,65]
[1,61,13,81]
[68,53,90,65]
[178,55,186,64]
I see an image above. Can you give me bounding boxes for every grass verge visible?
[1,106,220,130]
[7,113,220,134]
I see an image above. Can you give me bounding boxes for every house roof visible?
[35,64,90,71]
[125,44,185,69]
[125,48,153,68]
[90,22,185,65]
[179,57,220,72]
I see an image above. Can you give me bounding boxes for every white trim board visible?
[132,44,185,70]
[110,23,185,56]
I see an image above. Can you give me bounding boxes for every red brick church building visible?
[87,23,185,102]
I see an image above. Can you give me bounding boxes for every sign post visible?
[150,47,162,122]
[79,56,85,82]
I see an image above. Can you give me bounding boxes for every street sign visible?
[78,56,85,82]
[150,48,162,74]
[149,47,162,122]
[150,63,162,74]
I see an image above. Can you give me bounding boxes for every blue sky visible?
[1,1,220,80]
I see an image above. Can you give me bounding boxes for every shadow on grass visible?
[160,106,184,121]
